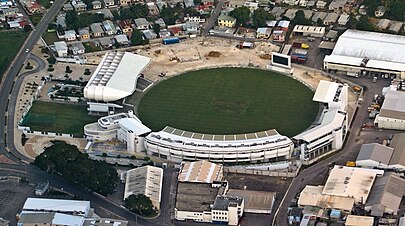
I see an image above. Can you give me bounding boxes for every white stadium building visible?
[324,30,405,78]
[84,111,151,152]
[84,51,151,102]
[144,126,294,164]
[293,80,348,164]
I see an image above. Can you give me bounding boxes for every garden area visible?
[0,31,28,78]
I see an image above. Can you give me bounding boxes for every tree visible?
[131,29,143,45]
[23,24,32,32]
[33,141,119,195]
[184,7,200,17]
[152,23,161,35]
[125,194,156,216]
[117,3,150,20]
[194,0,202,5]
[292,10,312,25]
[364,0,380,16]
[386,0,405,21]
[356,16,374,31]
[252,8,274,28]
[65,66,72,73]
[229,6,251,27]
[160,5,180,25]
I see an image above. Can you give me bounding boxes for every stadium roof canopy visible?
[324,30,405,72]
[84,51,151,102]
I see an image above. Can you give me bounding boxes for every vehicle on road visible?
[25,49,29,53]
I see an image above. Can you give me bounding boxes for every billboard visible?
[271,52,291,68]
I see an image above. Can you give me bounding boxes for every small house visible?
[134,18,149,30]
[91,0,102,9]
[375,6,386,18]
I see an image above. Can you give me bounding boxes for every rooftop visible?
[298,185,355,211]
[379,90,405,120]
[175,182,220,212]
[22,198,90,216]
[345,215,374,226]
[322,166,379,203]
[84,51,151,102]
[178,160,223,184]
[389,133,405,166]
[212,195,243,210]
[312,80,343,104]
[227,189,275,212]
[356,143,394,165]
[119,118,151,135]
[124,166,163,207]
[325,30,405,72]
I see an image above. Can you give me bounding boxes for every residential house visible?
[375,6,386,18]
[184,15,205,23]
[98,8,113,19]
[90,22,104,37]
[78,27,90,40]
[316,0,327,9]
[228,0,245,9]
[256,27,271,39]
[343,3,352,13]
[306,0,315,7]
[184,21,198,34]
[324,29,338,41]
[115,34,129,45]
[134,18,149,30]
[155,18,166,28]
[96,37,112,48]
[63,3,74,11]
[102,0,115,8]
[120,0,132,6]
[284,9,298,20]
[217,15,236,27]
[337,14,349,26]
[64,30,76,41]
[359,5,367,15]
[8,20,26,29]
[118,20,133,35]
[266,20,277,28]
[202,0,214,7]
[168,25,184,36]
[377,19,391,30]
[323,13,339,25]
[2,7,19,16]
[302,9,313,19]
[54,41,68,57]
[272,30,286,43]
[102,20,116,35]
[143,29,157,39]
[91,0,102,9]
[0,0,13,7]
[147,3,159,16]
[312,11,327,23]
[277,20,290,31]
[56,13,66,28]
[23,0,41,15]
[270,7,285,20]
[156,1,167,12]
[243,1,258,12]
[69,42,85,55]
[328,0,347,12]
[73,1,87,11]
[159,29,171,37]
[184,0,194,8]
[389,22,403,34]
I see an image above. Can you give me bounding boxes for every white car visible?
[25,48,29,53]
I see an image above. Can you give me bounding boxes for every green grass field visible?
[21,101,99,136]
[138,68,319,137]
[0,31,28,78]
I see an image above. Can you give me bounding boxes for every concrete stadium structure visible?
[324,30,405,79]
[144,126,294,164]
[293,80,348,165]
[84,51,151,102]
[84,111,151,152]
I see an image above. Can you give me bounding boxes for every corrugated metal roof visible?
[356,143,394,165]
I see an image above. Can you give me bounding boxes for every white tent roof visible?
[84,51,151,102]
[22,198,90,216]
[312,80,341,103]
[325,30,405,72]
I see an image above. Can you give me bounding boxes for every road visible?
[274,76,390,226]
[0,0,66,163]
[202,0,227,36]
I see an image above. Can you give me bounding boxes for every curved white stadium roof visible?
[84,51,151,102]
[324,30,405,72]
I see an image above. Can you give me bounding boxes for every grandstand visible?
[84,51,151,102]
[144,126,294,164]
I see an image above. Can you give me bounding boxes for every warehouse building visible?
[387,133,405,171]
[294,81,348,164]
[365,173,405,216]
[124,165,163,209]
[84,111,151,152]
[227,189,275,214]
[375,90,405,130]
[356,143,394,169]
[298,166,382,212]
[324,30,405,78]
[174,161,244,225]
[84,51,151,102]
[293,25,326,37]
